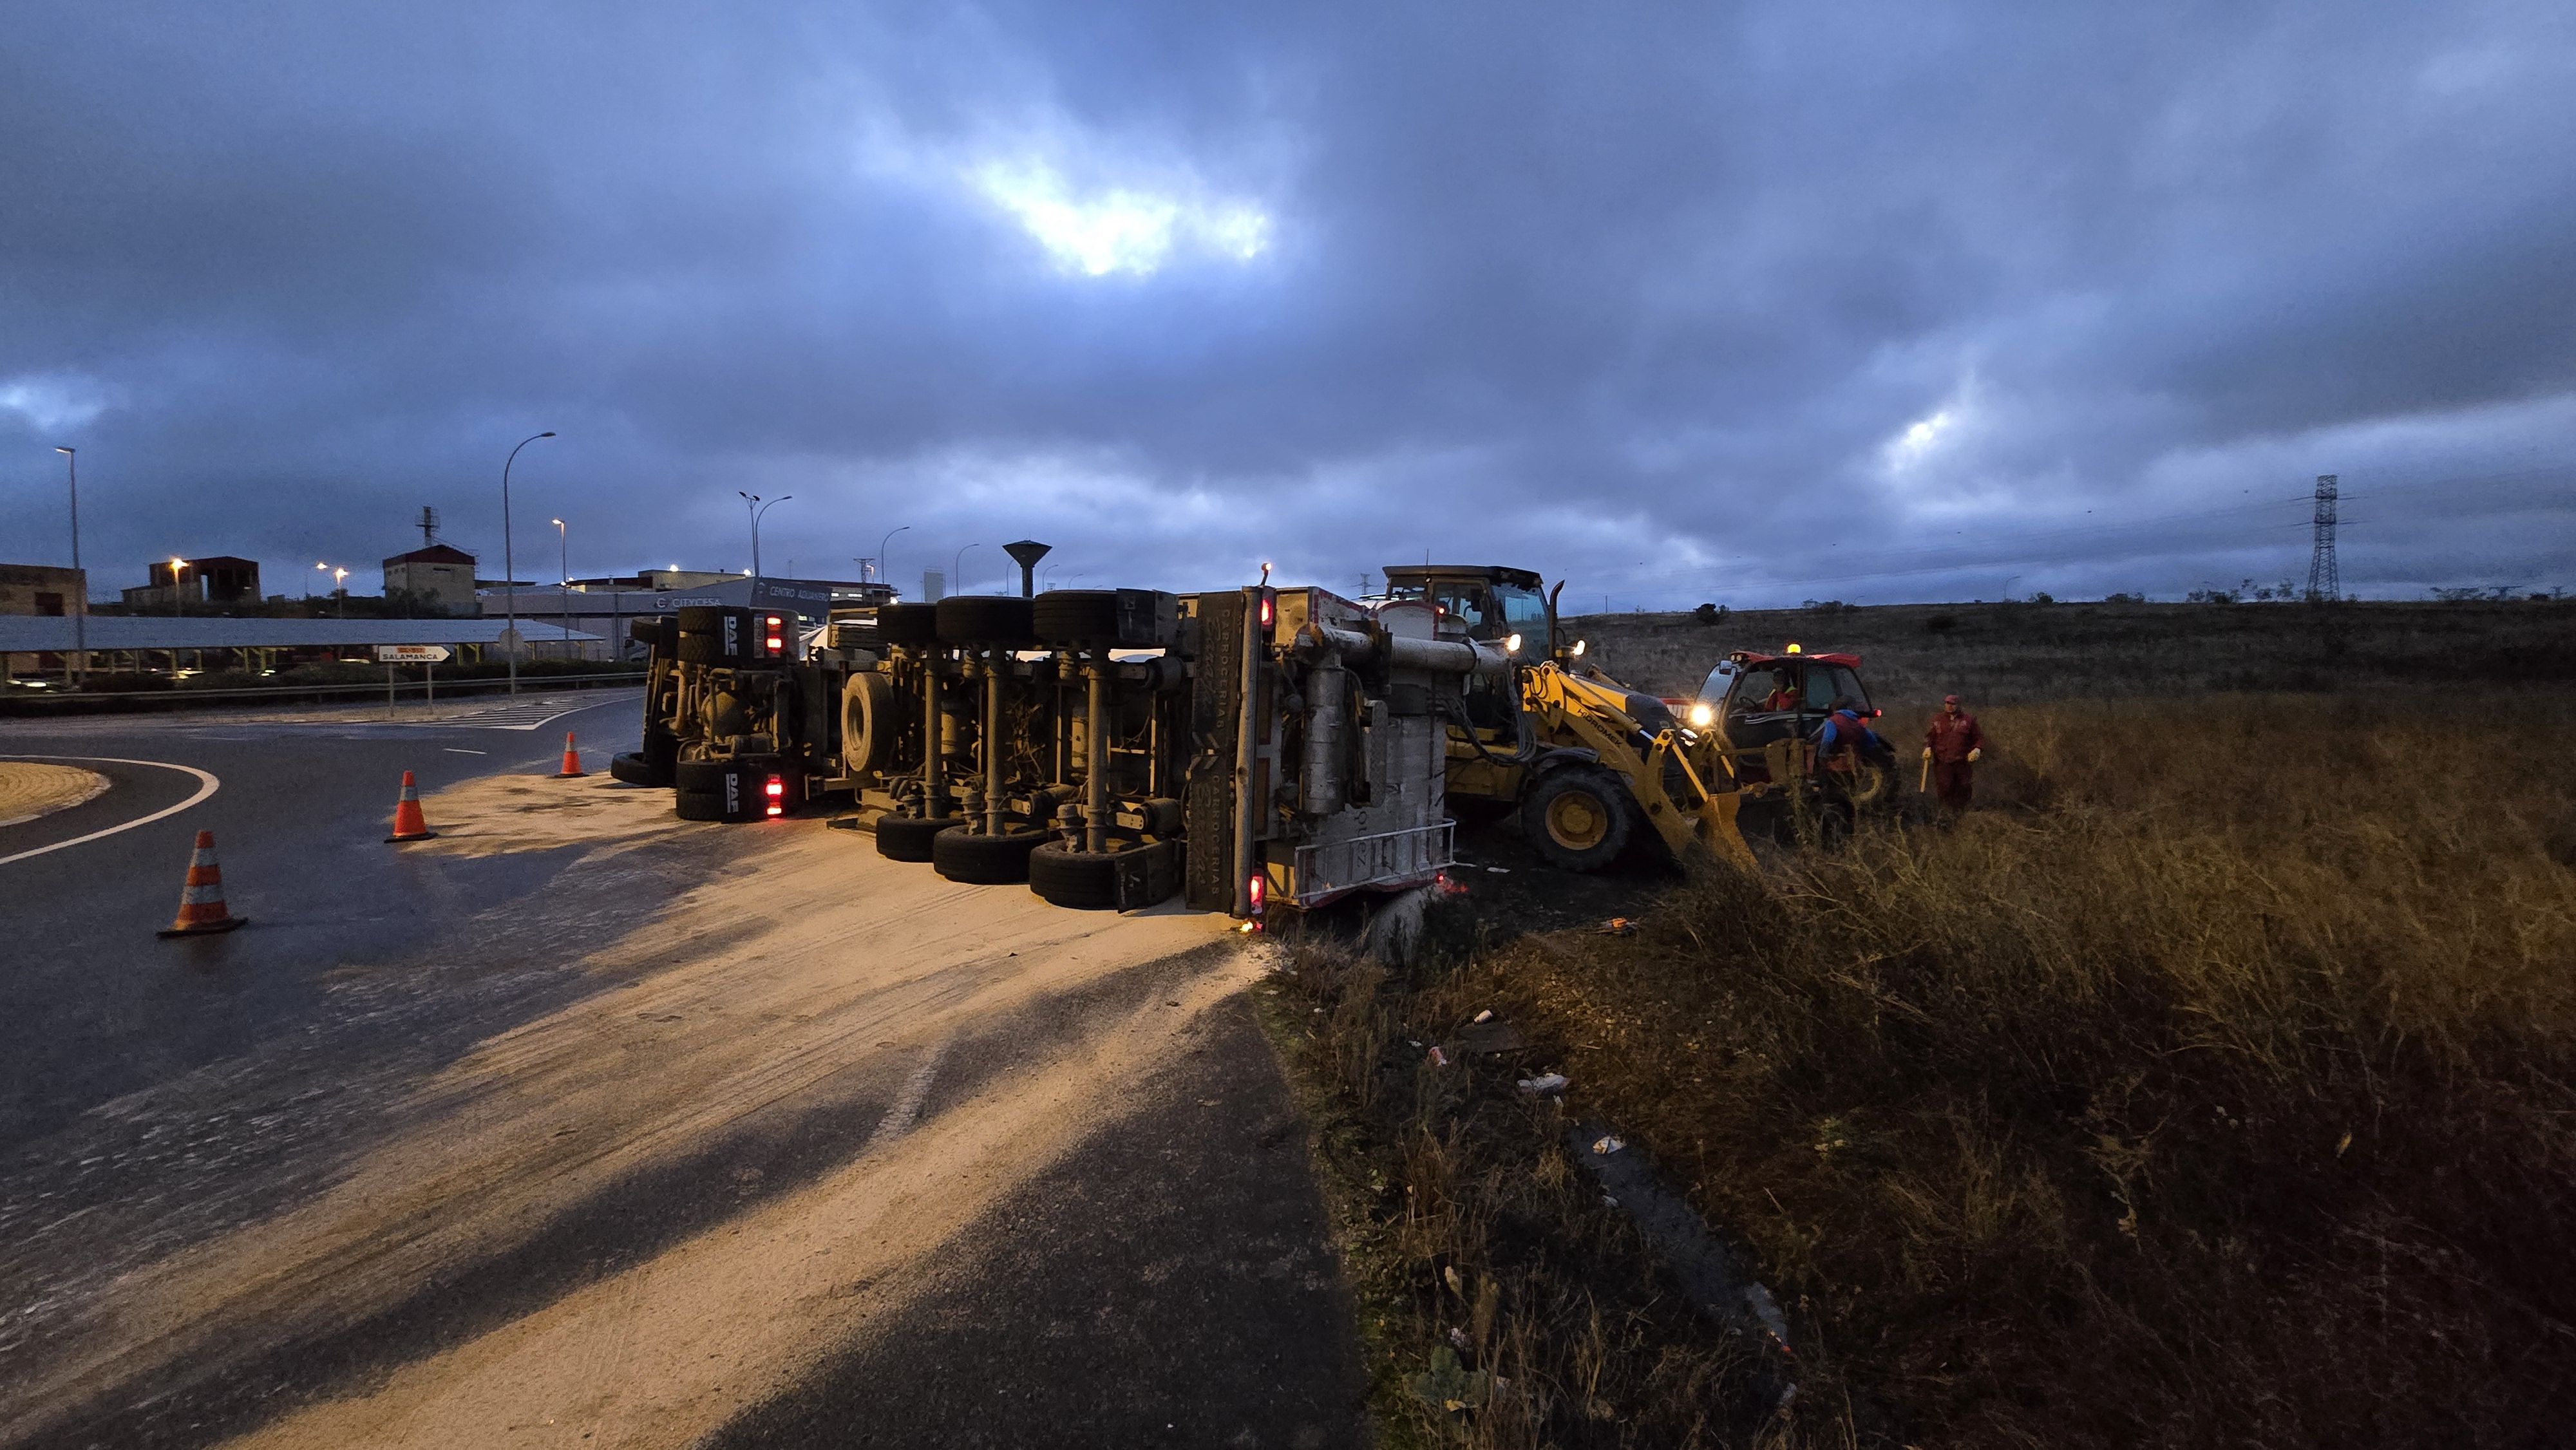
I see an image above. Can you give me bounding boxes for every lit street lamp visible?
[53,447,82,686]
[334,566,350,618]
[501,431,555,695]
[739,491,793,586]
[169,556,188,618]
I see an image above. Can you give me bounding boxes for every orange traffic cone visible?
[386,770,439,843]
[553,731,586,779]
[159,830,247,937]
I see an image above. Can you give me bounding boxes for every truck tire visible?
[935,596,1036,646]
[875,813,956,862]
[677,606,753,666]
[1034,590,1150,648]
[643,725,680,782]
[932,825,1050,884]
[629,616,664,646]
[840,670,897,777]
[1028,840,1121,910]
[1521,766,1636,872]
[609,751,658,786]
[672,758,760,822]
[877,603,941,647]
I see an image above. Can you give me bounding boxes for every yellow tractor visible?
[1381,565,1756,872]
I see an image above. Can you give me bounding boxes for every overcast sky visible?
[4,1,2571,608]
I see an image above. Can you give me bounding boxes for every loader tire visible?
[1028,840,1122,910]
[1522,766,1636,873]
[935,596,1036,646]
[874,813,956,862]
[932,825,1050,884]
[876,603,941,648]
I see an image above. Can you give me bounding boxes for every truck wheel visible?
[875,813,956,862]
[1028,840,1121,909]
[609,751,657,786]
[877,603,941,647]
[671,758,759,822]
[629,616,665,646]
[1521,766,1635,872]
[677,606,753,666]
[935,596,1036,646]
[933,825,1050,884]
[643,726,680,783]
[839,671,896,777]
[1034,590,1147,648]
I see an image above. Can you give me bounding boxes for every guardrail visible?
[0,672,647,716]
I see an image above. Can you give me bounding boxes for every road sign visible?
[374,644,452,663]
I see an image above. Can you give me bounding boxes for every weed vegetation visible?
[1274,690,2576,1446]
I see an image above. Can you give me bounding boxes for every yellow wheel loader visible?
[1381,565,1756,873]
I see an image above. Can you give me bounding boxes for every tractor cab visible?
[1702,646,1875,780]
[1382,565,1551,730]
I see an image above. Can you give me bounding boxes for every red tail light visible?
[762,615,786,656]
[1245,873,1266,916]
[1256,596,1274,629]
[764,775,786,816]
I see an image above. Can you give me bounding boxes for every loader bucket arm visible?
[1519,662,1755,870]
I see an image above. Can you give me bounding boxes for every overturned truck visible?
[612,583,1506,919]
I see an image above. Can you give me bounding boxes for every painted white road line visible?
[866,1042,947,1152]
[0,755,221,867]
[443,748,489,755]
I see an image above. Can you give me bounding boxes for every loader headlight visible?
[1689,701,1716,729]
[1505,632,1524,655]
[1570,638,1587,657]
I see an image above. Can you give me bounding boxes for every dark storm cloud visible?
[3,0,2571,608]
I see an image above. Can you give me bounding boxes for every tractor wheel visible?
[1028,840,1122,910]
[935,596,1036,646]
[932,825,1050,884]
[876,603,941,647]
[1520,766,1636,872]
[874,813,957,862]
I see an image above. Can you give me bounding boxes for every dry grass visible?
[1564,598,2576,703]
[1273,689,2576,1446]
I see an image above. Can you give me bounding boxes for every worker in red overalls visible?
[1922,693,1984,811]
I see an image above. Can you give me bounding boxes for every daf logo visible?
[724,774,740,813]
[723,616,741,655]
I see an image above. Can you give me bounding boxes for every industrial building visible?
[120,556,261,610]
[0,616,606,684]
[382,543,481,614]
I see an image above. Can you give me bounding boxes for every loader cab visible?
[1381,565,1549,730]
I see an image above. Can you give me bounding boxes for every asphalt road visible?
[0,691,1367,1449]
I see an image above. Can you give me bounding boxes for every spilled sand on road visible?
[0,760,111,827]
[6,781,1244,1448]
[404,770,695,860]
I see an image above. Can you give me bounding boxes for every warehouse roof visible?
[0,616,601,652]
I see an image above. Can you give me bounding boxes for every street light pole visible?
[501,431,554,695]
[876,525,909,591]
[169,557,187,618]
[53,447,81,686]
[739,492,793,587]
[553,518,571,661]
[334,567,349,618]
[954,542,980,597]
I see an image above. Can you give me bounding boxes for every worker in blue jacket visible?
[1812,698,1893,773]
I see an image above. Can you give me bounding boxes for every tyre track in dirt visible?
[1,774,1251,1449]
